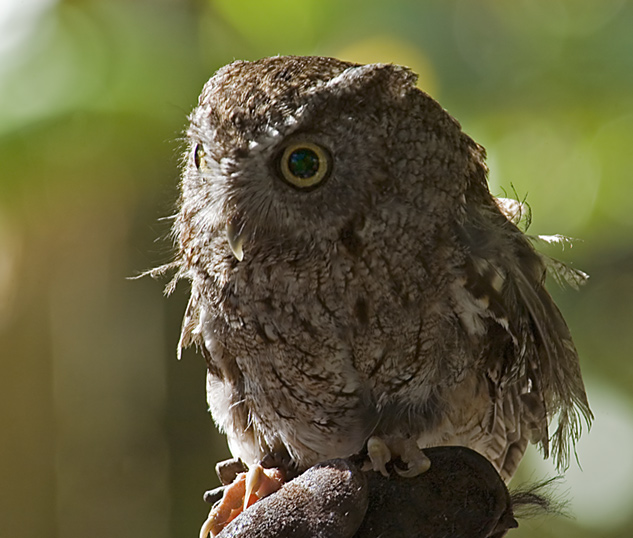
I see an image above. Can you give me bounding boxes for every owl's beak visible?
[226,217,245,261]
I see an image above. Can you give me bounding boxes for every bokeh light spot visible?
[527,379,633,531]
[487,118,600,235]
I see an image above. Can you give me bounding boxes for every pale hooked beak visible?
[226,217,245,261]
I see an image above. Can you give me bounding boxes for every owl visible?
[168,56,592,533]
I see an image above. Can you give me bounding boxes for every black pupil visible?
[287,148,320,179]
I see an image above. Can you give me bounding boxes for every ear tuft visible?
[324,63,418,100]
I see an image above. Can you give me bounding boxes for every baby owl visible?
[170,56,591,508]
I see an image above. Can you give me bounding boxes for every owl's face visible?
[178,56,486,266]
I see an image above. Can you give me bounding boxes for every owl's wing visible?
[457,201,592,475]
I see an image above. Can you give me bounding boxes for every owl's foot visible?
[363,436,431,478]
[394,439,431,477]
[199,464,284,537]
[365,436,392,477]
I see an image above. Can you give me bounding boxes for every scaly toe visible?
[365,436,392,477]
[199,473,246,538]
[395,444,430,477]
[200,464,286,537]
[395,454,431,477]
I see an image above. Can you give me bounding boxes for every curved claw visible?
[364,436,431,478]
[244,464,264,511]
[200,465,286,537]
[199,474,246,538]
[396,440,431,477]
[365,436,392,477]
[199,513,215,538]
[394,452,431,477]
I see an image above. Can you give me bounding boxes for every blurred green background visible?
[1,0,632,536]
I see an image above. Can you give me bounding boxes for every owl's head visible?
[177,56,488,266]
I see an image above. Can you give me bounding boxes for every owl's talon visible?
[199,512,216,538]
[394,451,431,477]
[363,436,431,478]
[199,465,285,537]
[365,436,392,477]
[199,473,246,537]
[244,464,264,511]
[397,439,431,477]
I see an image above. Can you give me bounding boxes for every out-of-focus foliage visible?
[1,1,632,537]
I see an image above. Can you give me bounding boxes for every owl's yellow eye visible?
[194,143,206,170]
[279,142,331,189]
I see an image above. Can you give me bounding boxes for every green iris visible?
[279,141,330,189]
[287,148,320,179]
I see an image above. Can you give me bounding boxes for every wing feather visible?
[459,197,592,472]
